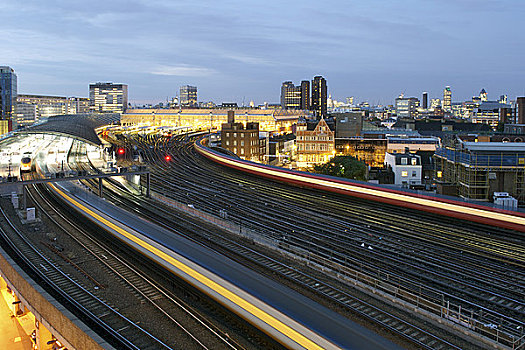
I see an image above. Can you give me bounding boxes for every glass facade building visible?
[89,82,128,113]
[280,81,302,109]
[0,66,17,120]
[311,76,327,118]
[180,85,197,107]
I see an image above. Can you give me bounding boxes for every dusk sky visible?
[3,0,524,105]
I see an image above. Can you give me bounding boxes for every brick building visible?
[221,111,260,161]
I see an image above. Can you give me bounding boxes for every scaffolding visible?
[434,147,525,202]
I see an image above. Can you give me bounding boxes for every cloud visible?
[150,65,216,77]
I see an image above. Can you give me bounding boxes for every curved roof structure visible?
[19,113,120,145]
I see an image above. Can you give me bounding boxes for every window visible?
[234,140,237,146]
[437,171,442,178]
[411,158,417,165]
[401,171,408,177]
[401,158,408,165]
[412,171,417,177]
[225,140,229,146]
[241,140,244,146]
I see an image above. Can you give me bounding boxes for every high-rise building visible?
[300,80,310,110]
[430,98,441,109]
[280,81,302,109]
[0,66,17,121]
[395,96,420,118]
[480,89,488,102]
[311,76,327,118]
[422,92,428,109]
[180,85,197,107]
[89,82,128,113]
[517,97,525,124]
[443,86,452,112]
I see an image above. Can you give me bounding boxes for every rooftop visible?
[20,114,120,145]
[462,142,525,152]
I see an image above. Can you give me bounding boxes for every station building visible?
[121,108,309,133]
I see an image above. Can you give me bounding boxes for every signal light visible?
[118,148,125,155]
[165,155,171,161]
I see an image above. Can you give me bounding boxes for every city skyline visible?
[2,0,525,105]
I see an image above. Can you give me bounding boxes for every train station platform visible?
[0,276,34,349]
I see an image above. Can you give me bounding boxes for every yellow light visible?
[437,171,442,178]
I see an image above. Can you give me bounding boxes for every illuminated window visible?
[402,171,408,177]
[437,171,443,178]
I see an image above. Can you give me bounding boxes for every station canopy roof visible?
[20,113,120,145]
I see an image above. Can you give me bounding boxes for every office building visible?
[180,85,197,107]
[68,97,90,114]
[386,136,440,153]
[334,112,363,137]
[430,98,441,110]
[422,92,428,109]
[471,101,512,129]
[518,97,525,124]
[311,76,327,118]
[0,66,17,123]
[15,94,89,129]
[89,82,128,113]
[300,80,310,110]
[480,89,488,102]
[395,96,420,118]
[280,81,302,109]
[335,138,387,168]
[443,86,452,112]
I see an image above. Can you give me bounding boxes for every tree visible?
[313,156,367,181]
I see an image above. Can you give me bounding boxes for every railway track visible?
[129,133,524,349]
[0,204,170,350]
[63,140,280,349]
[77,136,466,349]
[29,183,242,350]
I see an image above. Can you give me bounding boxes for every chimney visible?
[227,110,235,123]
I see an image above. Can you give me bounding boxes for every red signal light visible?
[165,155,171,161]
[118,148,125,155]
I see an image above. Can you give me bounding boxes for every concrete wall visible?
[0,245,113,350]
